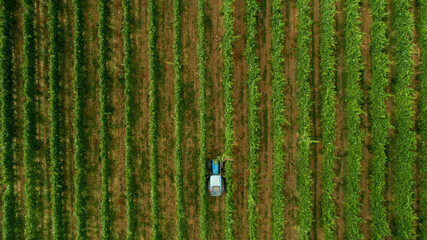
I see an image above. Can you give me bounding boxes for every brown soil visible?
[205,0,226,238]
[359,0,373,238]
[181,0,201,238]
[283,0,299,238]
[154,0,177,238]
[131,0,152,238]
[230,0,249,239]
[256,0,274,239]
[37,1,53,238]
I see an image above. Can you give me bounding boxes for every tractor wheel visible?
[220,160,225,173]
[207,159,212,171]
[206,177,210,189]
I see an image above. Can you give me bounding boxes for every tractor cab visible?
[207,159,225,197]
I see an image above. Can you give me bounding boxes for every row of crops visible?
[22,0,41,239]
[122,0,137,238]
[319,0,338,237]
[295,0,313,238]
[221,0,236,239]
[391,0,417,237]
[342,0,363,237]
[245,0,261,239]
[98,0,113,238]
[1,0,427,239]
[173,0,184,239]
[2,0,18,239]
[148,0,160,238]
[271,0,287,239]
[368,0,391,238]
[197,0,208,238]
[72,0,88,239]
[48,0,66,238]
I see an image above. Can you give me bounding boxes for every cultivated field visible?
[0,0,426,239]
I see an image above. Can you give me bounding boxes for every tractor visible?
[207,157,230,197]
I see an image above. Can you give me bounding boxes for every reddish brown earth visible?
[231,0,249,238]
[256,0,274,239]
[283,0,299,238]
[204,0,226,238]
[359,0,373,238]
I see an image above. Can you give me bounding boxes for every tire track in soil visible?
[154,0,176,238]
[60,1,76,237]
[231,0,249,239]
[38,1,53,238]
[205,0,225,238]
[409,0,421,235]
[77,0,102,237]
[132,0,152,238]
[283,0,298,237]
[181,0,200,238]
[110,0,126,237]
[359,0,372,238]
[256,0,273,239]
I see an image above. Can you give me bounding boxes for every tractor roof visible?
[210,175,221,187]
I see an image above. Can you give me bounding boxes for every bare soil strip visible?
[256,0,274,239]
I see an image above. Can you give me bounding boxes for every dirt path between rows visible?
[205,0,226,238]
[256,0,274,239]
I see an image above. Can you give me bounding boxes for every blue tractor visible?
[207,159,226,197]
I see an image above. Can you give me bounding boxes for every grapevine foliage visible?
[197,0,208,238]
[367,0,391,237]
[98,0,113,238]
[343,0,363,237]
[295,0,314,238]
[271,0,287,239]
[391,0,416,237]
[319,0,338,237]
